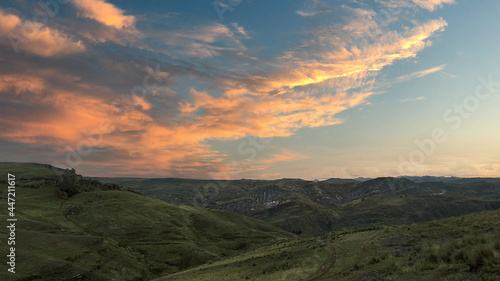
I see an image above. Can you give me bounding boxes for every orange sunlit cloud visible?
[0,0,459,178]
[73,0,135,29]
[412,0,455,11]
[261,149,309,164]
[263,18,447,92]
[0,9,85,57]
[396,64,446,82]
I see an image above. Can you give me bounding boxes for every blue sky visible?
[0,0,499,179]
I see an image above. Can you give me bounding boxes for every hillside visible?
[0,163,292,280]
[1,162,499,281]
[153,209,500,281]
[98,176,500,235]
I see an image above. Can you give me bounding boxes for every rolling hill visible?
[0,163,292,280]
[1,162,499,281]
[153,209,500,281]
[98,176,500,236]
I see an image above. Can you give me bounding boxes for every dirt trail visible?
[300,243,336,281]
[355,231,381,267]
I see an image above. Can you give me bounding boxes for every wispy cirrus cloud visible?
[399,96,426,102]
[412,0,455,11]
[267,14,447,91]
[378,0,455,11]
[296,0,332,17]
[231,22,249,38]
[296,10,322,17]
[160,22,248,58]
[396,64,446,82]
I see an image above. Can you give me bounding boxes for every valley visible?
[1,162,499,280]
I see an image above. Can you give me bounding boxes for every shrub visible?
[469,245,494,271]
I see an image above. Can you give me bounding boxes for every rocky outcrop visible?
[209,186,288,215]
[55,169,121,199]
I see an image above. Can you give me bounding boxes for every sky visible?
[0,0,499,180]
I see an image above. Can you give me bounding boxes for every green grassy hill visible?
[1,162,499,281]
[152,209,500,281]
[98,176,500,236]
[0,163,292,280]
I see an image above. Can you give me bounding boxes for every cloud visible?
[399,96,426,102]
[296,10,322,17]
[0,74,45,95]
[161,23,247,58]
[442,72,457,78]
[412,0,455,11]
[0,10,21,34]
[0,71,229,177]
[296,0,332,17]
[265,15,448,92]
[259,172,281,179]
[0,2,452,178]
[396,64,446,82]
[261,149,309,164]
[231,23,249,38]
[163,8,449,178]
[69,0,139,46]
[72,0,135,29]
[132,96,152,111]
[378,0,455,11]
[0,9,85,57]
[179,88,372,141]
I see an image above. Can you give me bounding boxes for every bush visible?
[469,245,494,271]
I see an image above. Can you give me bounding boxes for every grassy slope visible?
[333,190,500,230]
[321,209,500,281]
[1,163,499,281]
[0,163,292,280]
[153,209,500,281]
[96,178,342,236]
[154,237,331,281]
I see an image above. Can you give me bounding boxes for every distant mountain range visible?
[401,176,462,183]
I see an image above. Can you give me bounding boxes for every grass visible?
[1,162,500,281]
[0,163,292,280]
[319,210,500,280]
[158,209,500,281]
[153,238,330,281]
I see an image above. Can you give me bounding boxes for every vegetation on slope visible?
[156,209,500,281]
[0,163,292,280]
[2,162,499,281]
[99,176,500,235]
